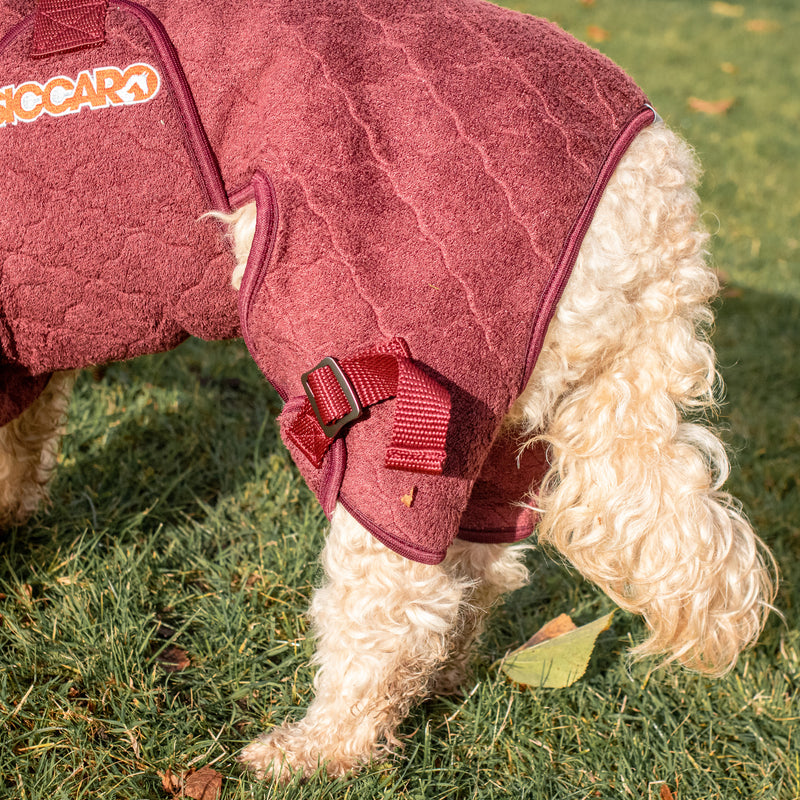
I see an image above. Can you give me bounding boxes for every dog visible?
[0,0,776,783]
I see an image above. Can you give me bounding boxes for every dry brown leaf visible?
[522,613,577,648]
[660,784,676,800]
[586,25,610,42]
[160,766,223,800]
[231,571,261,590]
[715,268,740,298]
[711,2,744,17]
[156,622,178,639]
[746,19,780,32]
[400,487,417,508]
[158,645,191,672]
[183,766,223,800]
[688,96,735,115]
[716,269,746,298]
[160,768,182,795]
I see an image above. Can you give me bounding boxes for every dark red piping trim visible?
[0,16,30,53]
[237,170,286,400]
[338,495,447,565]
[1,5,229,213]
[456,523,537,544]
[229,182,257,209]
[114,1,229,213]
[521,104,657,389]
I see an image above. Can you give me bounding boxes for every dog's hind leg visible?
[240,504,480,781]
[0,371,74,525]
[510,122,776,674]
[430,539,529,694]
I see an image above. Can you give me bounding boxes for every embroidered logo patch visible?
[0,63,160,128]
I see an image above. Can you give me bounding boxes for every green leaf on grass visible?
[501,611,614,688]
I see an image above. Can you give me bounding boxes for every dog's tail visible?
[512,122,777,675]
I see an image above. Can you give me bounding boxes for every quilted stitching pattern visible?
[0,0,649,562]
[0,4,239,405]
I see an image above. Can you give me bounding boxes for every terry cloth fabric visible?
[0,0,241,427]
[0,0,653,564]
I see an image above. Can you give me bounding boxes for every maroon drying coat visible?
[0,0,653,563]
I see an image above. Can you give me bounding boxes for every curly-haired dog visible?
[0,0,776,783]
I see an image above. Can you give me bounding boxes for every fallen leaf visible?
[720,62,737,74]
[159,766,223,800]
[501,611,614,688]
[586,25,610,42]
[688,96,735,115]
[231,571,261,590]
[711,2,744,17]
[155,621,178,639]
[745,19,780,32]
[400,487,417,508]
[158,645,191,672]
[160,768,182,794]
[521,613,577,648]
[183,766,223,800]
[714,267,743,298]
[660,785,676,800]
[124,727,142,760]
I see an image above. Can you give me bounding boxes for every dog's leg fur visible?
[0,371,74,524]
[510,122,776,674]
[240,510,527,780]
[240,505,503,779]
[230,120,775,780]
[430,538,529,694]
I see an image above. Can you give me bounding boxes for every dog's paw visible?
[240,718,390,782]
[239,722,352,783]
[238,726,310,783]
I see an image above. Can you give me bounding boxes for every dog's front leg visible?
[240,504,472,781]
[0,371,74,525]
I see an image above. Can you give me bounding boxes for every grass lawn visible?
[2,1,798,798]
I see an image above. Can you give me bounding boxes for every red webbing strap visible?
[31,0,108,58]
[286,338,451,474]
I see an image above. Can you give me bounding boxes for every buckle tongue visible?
[301,357,363,438]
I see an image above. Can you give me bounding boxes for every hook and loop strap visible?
[31,0,108,58]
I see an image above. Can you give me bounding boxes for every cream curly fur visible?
[0,371,74,525]
[0,121,776,782]
[508,123,775,675]
[240,505,528,780]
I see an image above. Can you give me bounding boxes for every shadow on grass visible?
[713,289,800,619]
[2,285,798,667]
